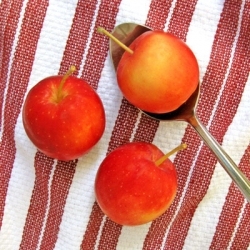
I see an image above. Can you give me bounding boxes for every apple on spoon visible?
[97,24,250,202]
[22,66,106,161]
[98,26,199,114]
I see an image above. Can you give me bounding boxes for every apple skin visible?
[22,75,105,161]
[117,30,199,114]
[94,142,177,226]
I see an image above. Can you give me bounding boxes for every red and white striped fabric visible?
[0,0,249,249]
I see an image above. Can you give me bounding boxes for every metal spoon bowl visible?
[109,22,250,202]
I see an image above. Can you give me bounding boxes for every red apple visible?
[94,142,178,226]
[116,30,199,113]
[22,66,105,161]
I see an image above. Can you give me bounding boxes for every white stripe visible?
[26,0,79,91]
[117,223,151,250]
[186,0,226,81]
[0,0,28,140]
[115,0,152,26]
[77,0,102,78]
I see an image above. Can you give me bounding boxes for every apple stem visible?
[57,65,76,102]
[97,26,134,55]
[155,143,187,167]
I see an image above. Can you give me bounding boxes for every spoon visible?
[109,22,250,202]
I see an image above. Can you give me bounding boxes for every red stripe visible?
[143,0,246,249]
[210,144,250,249]
[80,0,122,90]
[133,113,159,142]
[167,0,197,40]
[59,0,99,76]
[196,3,243,125]
[0,0,23,130]
[19,152,54,250]
[162,1,250,249]
[209,187,246,250]
[39,160,78,249]
[80,202,106,249]
[0,0,11,26]
[0,0,48,229]
[230,203,250,250]
[108,99,140,153]
[146,0,173,30]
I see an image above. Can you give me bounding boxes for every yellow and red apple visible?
[116,30,199,113]
[94,142,178,226]
[22,66,105,161]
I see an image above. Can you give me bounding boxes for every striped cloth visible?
[0,0,249,249]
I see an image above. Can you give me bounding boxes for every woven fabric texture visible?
[0,0,249,249]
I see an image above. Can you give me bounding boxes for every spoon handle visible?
[188,115,250,202]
